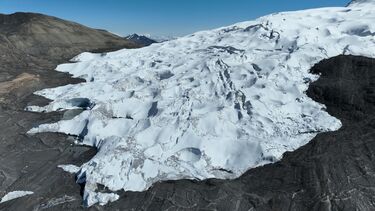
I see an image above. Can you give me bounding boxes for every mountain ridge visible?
[0,12,140,70]
[0,12,115,33]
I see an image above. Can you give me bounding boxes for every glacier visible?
[27,1,375,206]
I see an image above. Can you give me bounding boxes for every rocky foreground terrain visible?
[0,12,139,210]
[1,10,375,211]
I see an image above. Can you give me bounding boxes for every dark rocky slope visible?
[30,55,373,211]
[0,12,139,210]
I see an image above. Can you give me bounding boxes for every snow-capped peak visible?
[27,3,375,207]
[125,33,149,39]
[125,33,140,39]
[125,33,157,46]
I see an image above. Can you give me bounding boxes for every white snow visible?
[348,0,375,6]
[83,187,119,207]
[0,191,34,203]
[27,1,375,206]
[58,164,81,174]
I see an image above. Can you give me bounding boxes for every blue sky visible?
[0,0,350,37]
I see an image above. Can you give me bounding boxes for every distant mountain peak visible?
[125,33,157,46]
[126,33,143,39]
